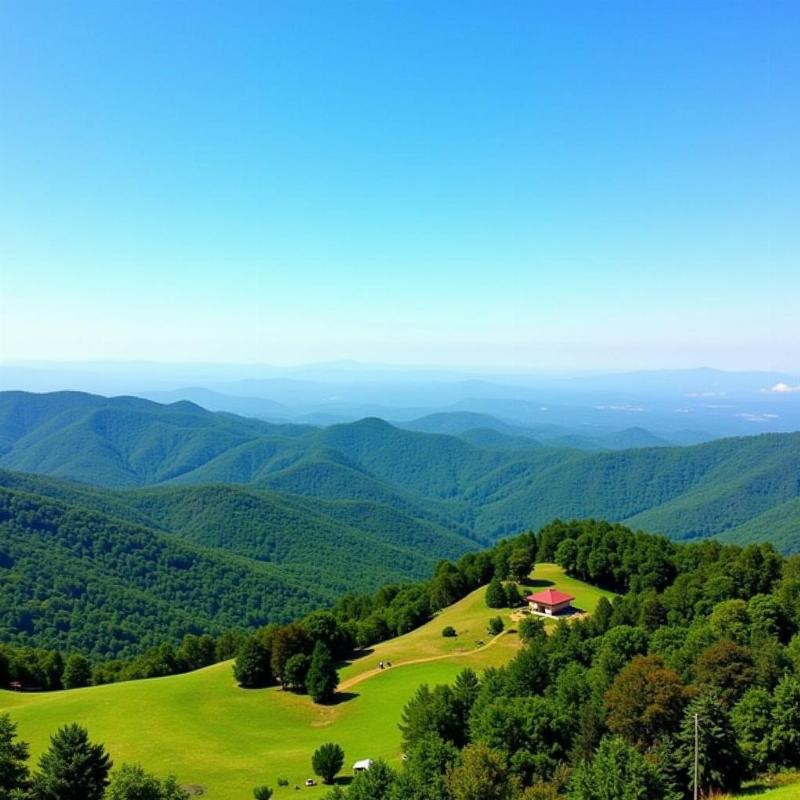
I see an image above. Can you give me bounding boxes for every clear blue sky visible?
[1,1,797,369]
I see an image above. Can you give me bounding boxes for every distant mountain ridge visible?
[401,411,688,450]
[1,391,799,551]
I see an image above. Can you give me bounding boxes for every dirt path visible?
[338,630,510,692]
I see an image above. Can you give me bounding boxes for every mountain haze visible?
[1,391,799,551]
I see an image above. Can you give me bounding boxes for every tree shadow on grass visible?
[526,578,556,589]
[324,691,359,706]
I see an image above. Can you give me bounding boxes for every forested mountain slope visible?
[0,469,475,572]
[1,391,799,550]
[0,477,477,657]
[0,390,313,486]
[473,432,800,545]
[0,486,325,657]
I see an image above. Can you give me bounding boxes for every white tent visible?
[353,759,374,772]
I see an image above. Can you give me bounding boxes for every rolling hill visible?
[1,391,799,551]
[0,479,478,658]
[0,564,612,800]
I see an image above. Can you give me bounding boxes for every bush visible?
[106,764,190,800]
[487,617,505,636]
[253,787,273,800]
[442,626,457,638]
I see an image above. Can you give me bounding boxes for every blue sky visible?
[1,1,797,369]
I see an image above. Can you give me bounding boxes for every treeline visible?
[1,528,535,693]
[0,631,245,691]
[0,714,188,800]
[313,519,800,800]
[166,533,529,697]
[230,535,537,700]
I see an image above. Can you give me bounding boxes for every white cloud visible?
[736,412,781,422]
[769,382,800,393]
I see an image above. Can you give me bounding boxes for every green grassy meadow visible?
[0,565,613,799]
[733,776,800,799]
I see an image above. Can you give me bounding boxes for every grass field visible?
[733,776,800,799]
[0,564,612,799]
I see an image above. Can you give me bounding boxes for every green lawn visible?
[0,564,613,800]
[734,776,800,799]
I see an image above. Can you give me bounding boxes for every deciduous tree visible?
[61,654,91,690]
[445,744,519,800]
[604,655,685,749]
[485,578,506,609]
[233,637,272,688]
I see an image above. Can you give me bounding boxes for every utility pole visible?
[694,712,699,800]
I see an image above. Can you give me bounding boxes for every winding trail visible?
[338,629,511,692]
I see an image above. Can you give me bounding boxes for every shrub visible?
[442,626,457,638]
[487,617,505,635]
[253,787,273,800]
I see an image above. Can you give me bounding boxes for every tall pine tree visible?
[306,642,338,703]
[676,691,745,796]
[31,723,112,800]
[0,713,30,799]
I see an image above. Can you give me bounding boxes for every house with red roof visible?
[527,588,575,616]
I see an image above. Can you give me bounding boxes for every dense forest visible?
[1,391,799,550]
[307,520,800,800]
[0,482,475,659]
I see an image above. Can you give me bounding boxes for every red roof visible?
[527,588,575,606]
